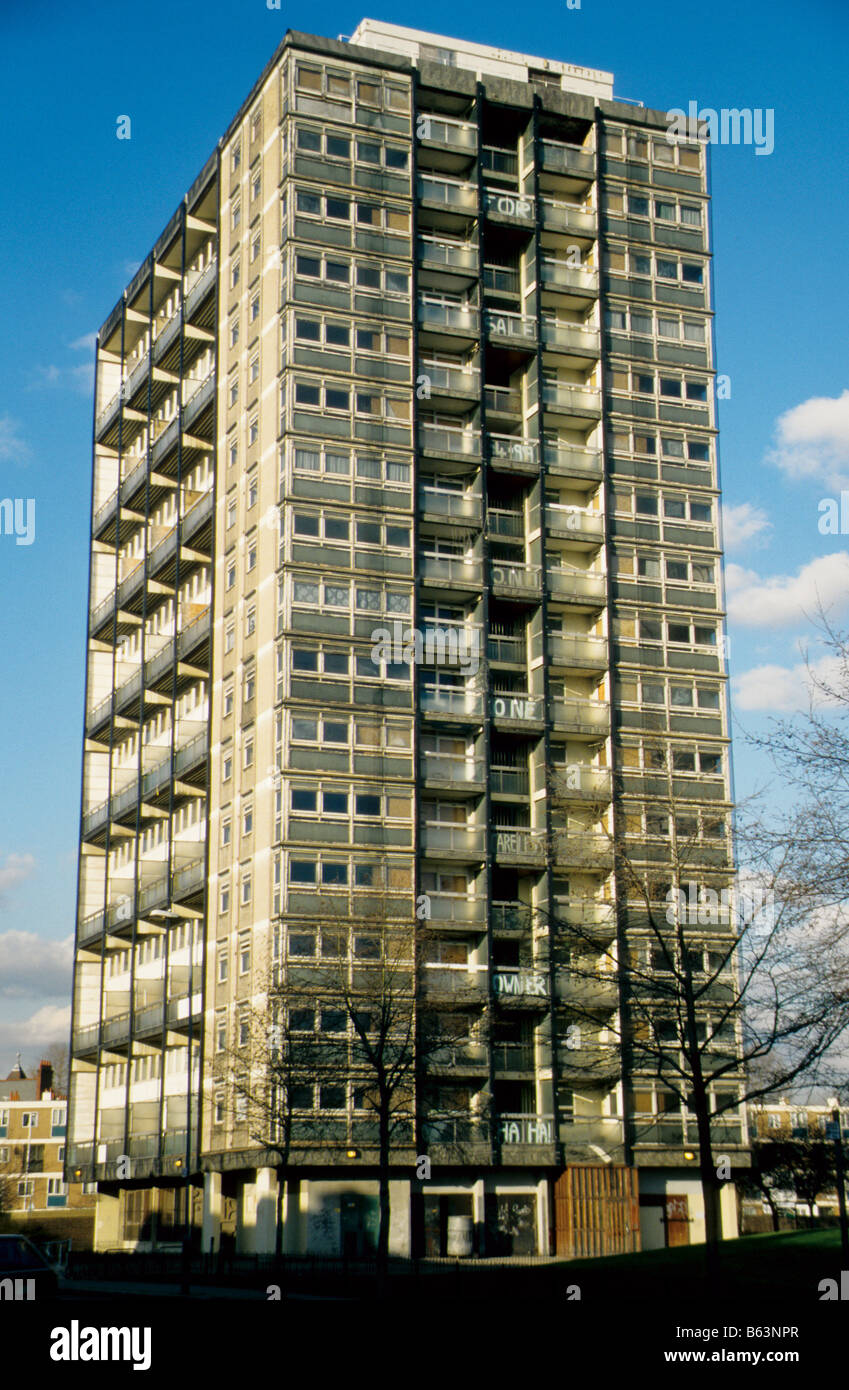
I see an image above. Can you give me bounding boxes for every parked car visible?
[0,1234,59,1299]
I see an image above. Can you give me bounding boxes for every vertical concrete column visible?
[388,1178,411,1256]
[236,1175,256,1253]
[536,1176,550,1255]
[720,1180,739,1239]
[472,1177,486,1254]
[94,1190,121,1251]
[254,1167,279,1254]
[201,1170,222,1255]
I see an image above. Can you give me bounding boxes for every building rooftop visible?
[348,19,615,100]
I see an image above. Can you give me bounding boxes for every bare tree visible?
[217,910,478,1276]
[548,776,849,1269]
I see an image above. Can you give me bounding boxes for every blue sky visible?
[0,0,847,1072]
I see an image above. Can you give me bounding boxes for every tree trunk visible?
[275,1166,285,1263]
[693,1092,722,1276]
[377,1106,390,1293]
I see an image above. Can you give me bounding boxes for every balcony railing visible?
[427,894,487,925]
[539,141,595,178]
[420,422,481,457]
[419,488,482,525]
[540,198,597,234]
[548,632,608,668]
[490,766,530,796]
[487,635,526,664]
[483,264,520,294]
[422,967,488,997]
[418,237,478,274]
[483,189,535,224]
[491,900,533,932]
[490,692,545,723]
[418,176,477,211]
[544,441,603,479]
[539,261,599,294]
[420,555,484,589]
[421,754,486,785]
[542,382,602,415]
[492,827,548,863]
[547,568,606,603]
[481,146,519,178]
[420,823,486,855]
[545,505,605,542]
[420,685,484,717]
[418,360,479,395]
[485,309,537,342]
[483,386,522,415]
[541,319,601,355]
[487,434,539,468]
[487,507,524,538]
[493,968,549,999]
[550,697,610,734]
[418,115,476,149]
[490,561,542,597]
[418,300,480,333]
[499,1113,555,1145]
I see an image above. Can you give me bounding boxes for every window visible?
[222,818,232,846]
[225,624,235,654]
[243,803,253,835]
[218,943,229,979]
[249,355,259,384]
[250,294,260,323]
[231,259,240,289]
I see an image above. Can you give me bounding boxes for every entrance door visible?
[665,1194,691,1246]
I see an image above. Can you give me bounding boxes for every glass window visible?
[327,134,351,159]
[297,127,321,152]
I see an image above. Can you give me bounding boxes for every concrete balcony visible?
[421,967,488,1000]
[486,433,539,473]
[541,318,601,358]
[547,567,606,605]
[417,237,479,281]
[553,897,617,941]
[539,140,595,180]
[544,441,603,483]
[485,309,537,348]
[418,486,483,527]
[552,832,614,870]
[420,554,484,594]
[491,900,533,933]
[419,685,484,719]
[539,260,599,296]
[417,114,477,151]
[552,765,613,802]
[556,969,618,1012]
[418,299,480,339]
[490,692,545,726]
[420,754,486,790]
[427,894,487,928]
[493,968,549,1001]
[483,189,535,226]
[489,560,542,600]
[548,632,608,671]
[550,697,610,737]
[498,1113,555,1146]
[487,635,526,665]
[540,197,597,236]
[418,175,477,212]
[491,827,547,866]
[420,822,487,858]
[490,766,530,796]
[417,359,480,400]
[542,382,602,417]
[419,422,482,460]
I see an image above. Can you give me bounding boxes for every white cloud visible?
[732,655,844,712]
[722,502,771,551]
[768,388,849,488]
[0,931,72,999]
[0,414,29,463]
[725,553,849,627]
[0,1004,71,1063]
[0,853,35,899]
[69,332,97,354]
[28,362,93,395]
